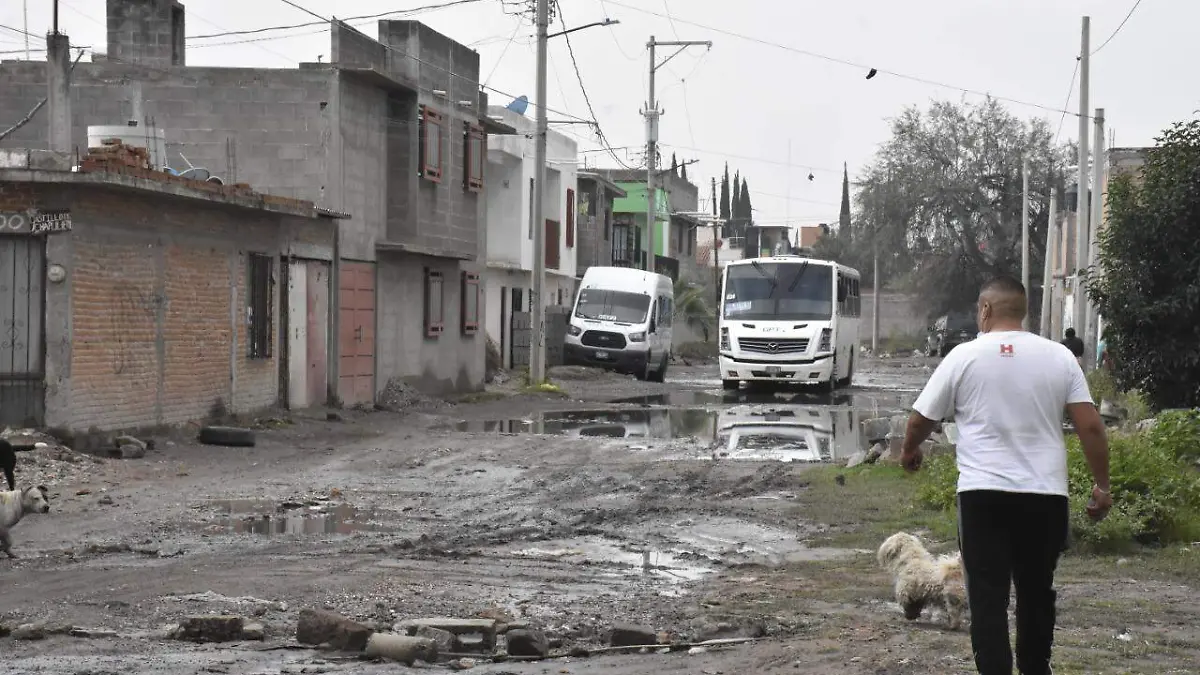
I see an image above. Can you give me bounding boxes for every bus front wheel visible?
[721,379,739,391]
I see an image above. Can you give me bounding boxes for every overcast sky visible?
[3,0,1195,227]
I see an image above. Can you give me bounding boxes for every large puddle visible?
[456,390,911,462]
[194,498,383,536]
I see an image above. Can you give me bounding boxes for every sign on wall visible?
[0,209,73,235]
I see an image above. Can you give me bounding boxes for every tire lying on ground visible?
[197,426,256,447]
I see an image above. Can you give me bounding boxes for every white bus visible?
[717,255,862,391]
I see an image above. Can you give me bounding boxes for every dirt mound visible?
[375,379,449,412]
[2,428,106,488]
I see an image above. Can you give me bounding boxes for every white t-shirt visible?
[912,330,1093,496]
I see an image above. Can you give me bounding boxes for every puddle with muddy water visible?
[456,391,910,463]
[502,536,712,583]
[194,499,385,536]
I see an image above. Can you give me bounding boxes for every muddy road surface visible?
[4,357,1195,674]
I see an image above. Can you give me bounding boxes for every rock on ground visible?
[504,628,550,657]
[415,625,459,654]
[170,616,245,643]
[296,608,373,651]
[608,624,657,647]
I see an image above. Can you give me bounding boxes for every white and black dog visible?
[1,485,51,559]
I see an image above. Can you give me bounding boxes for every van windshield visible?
[575,288,651,324]
[723,262,833,321]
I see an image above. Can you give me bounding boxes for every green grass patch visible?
[799,464,957,549]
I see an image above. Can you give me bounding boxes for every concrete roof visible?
[0,150,347,221]
[577,171,627,197]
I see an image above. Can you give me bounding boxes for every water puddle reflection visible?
[195,498,382,535]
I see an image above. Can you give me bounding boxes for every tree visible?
[719,163,731,223]
[670,153,679,177]
[838,162,852,244]
[673,278,714,342]
[731,170,742,236]
[1087,117,1200,409]
[680,163,688,181]
[739,177,752,222]
[843,98,1072,318]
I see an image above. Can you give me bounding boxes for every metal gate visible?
[0,236,45,427]
[510,311,531,367]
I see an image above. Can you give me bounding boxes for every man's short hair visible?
[979,275,1027,320]
[1064,328,1076,338]
[980,275,1026,298]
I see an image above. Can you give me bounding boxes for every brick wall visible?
[10,184,323,432]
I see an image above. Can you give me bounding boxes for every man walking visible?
[1060,328,1084,366]
[899,276,1112,675]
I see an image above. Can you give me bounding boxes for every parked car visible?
[925,312,976,357]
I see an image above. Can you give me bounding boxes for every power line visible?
[594,0,639,61]
[601,0,1090,119]
[1053,59,1080,143]
[482,19,524,88]
[276,0,329,23]
[661,143,841,175]
[1091,0,1144,55]
[556,2,640,170]
[187,0,487,40]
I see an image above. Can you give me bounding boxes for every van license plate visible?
[765,366,781,375]
[594,351,609,360]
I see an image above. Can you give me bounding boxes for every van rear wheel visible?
[647,355,668,383]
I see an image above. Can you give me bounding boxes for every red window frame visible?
[464,123,485,192]
[565,188,575,248]
[424,268,444,337]
[461,271,480,334]
[419,106,443,183]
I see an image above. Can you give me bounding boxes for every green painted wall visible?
[612,182,670,257]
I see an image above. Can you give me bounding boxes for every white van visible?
[564,266,674,381]
[718,255,861,391]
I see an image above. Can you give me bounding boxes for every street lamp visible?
[529,3,619,385]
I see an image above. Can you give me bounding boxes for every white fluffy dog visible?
[877,531,968,630]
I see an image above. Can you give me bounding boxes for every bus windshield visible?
[722,262,833,321]
[575,288,651,324]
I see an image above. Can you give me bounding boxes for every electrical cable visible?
[1053,59,1080,144]
[556,2,640,170]
[187,0,488,40]
[276,0,330,23]
[1091,0,1144,56]
[601,0,1091,119]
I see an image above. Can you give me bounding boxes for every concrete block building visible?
[482,105,578,369]
[1,0,513,413]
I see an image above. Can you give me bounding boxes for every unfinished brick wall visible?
[66,190,288,431]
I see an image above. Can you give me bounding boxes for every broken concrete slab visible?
[608,624,657,647]
[505,628,549,657]
[845,451,867,468]
[414,625,459,654]
[241,622,266,641]
[395,617,497,650]
[362,633,438,666]
[296,608,373,651]
[12,622,73,640]
[170,616,245,643]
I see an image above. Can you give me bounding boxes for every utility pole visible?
[1041,188,1057,337]
[711,177,720,312]
[23,1,30,59]
[1086,107,1106,361]
[1073,16,1090,363]
[529,0,550,385]
[1021,155,1030,330]
[645,35,711,274]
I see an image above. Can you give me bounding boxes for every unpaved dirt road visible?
[3,357,1197,674]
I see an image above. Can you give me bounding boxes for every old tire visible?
[198,426,256,447]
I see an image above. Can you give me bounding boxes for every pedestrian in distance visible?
[899,275,1112,675]
[1060,328,1084,368]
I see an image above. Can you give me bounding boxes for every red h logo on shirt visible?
[999,344,1015,357]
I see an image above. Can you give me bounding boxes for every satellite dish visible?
[506,95,529,115]
[180,167,212,182]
